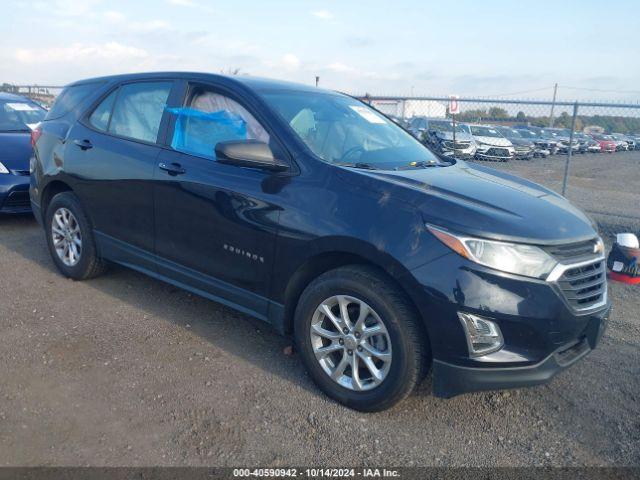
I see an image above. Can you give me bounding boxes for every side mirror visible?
[215,140,288,172]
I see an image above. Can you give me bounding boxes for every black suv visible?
[31,73,610,411]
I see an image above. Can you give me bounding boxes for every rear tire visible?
[294,265,430,411]
[45,192,108,280]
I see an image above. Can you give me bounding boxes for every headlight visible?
[0,162,9,174]
[427,225,558,279]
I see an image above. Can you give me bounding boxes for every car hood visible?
[526,136,549,144]
[360,161,596,244]
[0,132,32,171]
[433,131,474,142]
[472,135,512,147]
[508,137,533,147]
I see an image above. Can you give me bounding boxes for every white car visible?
[466,124,515,161]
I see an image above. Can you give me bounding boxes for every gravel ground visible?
[0,152,639,467]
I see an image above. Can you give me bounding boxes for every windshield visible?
[428,120,467,134]
[470,126,503,138]
[541,130,561,139]
[0,99,46,132]
[516,129,537,139]
[260,91,442,169]
[496,127,521,138]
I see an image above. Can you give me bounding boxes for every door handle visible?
[73,139,93,150]
[158,162,186,175]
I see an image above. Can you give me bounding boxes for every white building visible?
[370,99,447,119]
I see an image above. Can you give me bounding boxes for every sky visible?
[1,0,639,101]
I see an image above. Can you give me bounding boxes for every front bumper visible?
[514,148,534,159]
[436,141,476,160]
[406,250,610,398]
[475,146,515,161]
[433,311,607,397]
[534,148,550,157]
[0,173,31,214]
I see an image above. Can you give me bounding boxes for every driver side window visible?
[169,87,270,160]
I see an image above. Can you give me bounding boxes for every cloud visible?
[167,0,197,6]
[281,54,301,70]
[102,10,126,23]
[311,10,333,20]
[327,62,358,74]
[33,0,103,17]
[127,20,171,33]
[14,42,148,64]
[345,36,374,48]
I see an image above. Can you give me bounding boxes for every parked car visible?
[611,133,634,151]
[630,134,640,150]
[543,128,580,154]
[0,92,47,214]
[609,133,629,151]
[589,133,617,153]
[419,119,477,159]
[386,114,411,130]
[572,132,591,154]
[513,125,559,155]
[466,124,515,161]
[493,126,535,160]
[585,138,602,153]
[407,116,429,138]
[31,72,610,411]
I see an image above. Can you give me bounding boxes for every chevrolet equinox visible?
[30,73,610,411]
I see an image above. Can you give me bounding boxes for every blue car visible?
[0,92,46,214]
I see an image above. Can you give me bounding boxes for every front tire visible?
[294,265,429,411]
[45,192,107,280]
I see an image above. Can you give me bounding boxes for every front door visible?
[153,84,287,318]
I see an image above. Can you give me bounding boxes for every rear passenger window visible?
[46,82,103,120]
[89,90,117,131]
[108,82,172,143]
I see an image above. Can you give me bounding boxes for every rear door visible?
[66,81,176,265]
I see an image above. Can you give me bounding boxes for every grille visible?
[485,147,510,157]
[3,191,31,209]
[442,140,471,149]
[557,260,606,311]
[545,239,598,262]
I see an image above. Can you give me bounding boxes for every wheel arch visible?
[40,180,74,220]
[280,247,429,342]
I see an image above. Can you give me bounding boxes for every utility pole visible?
[548,83,558,128]
[561,102,579,196]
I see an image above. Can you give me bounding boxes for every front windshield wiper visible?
[338,162,379,170]
[0,128,31,133]
[395,160,444,170]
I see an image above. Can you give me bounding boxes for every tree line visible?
[455,107,640,133]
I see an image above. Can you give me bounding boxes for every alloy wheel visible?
[51,207,82,267]
[310,295,392,391]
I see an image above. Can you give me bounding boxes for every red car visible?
[590,133,617,153]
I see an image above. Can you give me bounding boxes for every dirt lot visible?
[0,152,639,467]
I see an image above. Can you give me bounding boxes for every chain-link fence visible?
[0,84,62,107]
[359,95,640,246]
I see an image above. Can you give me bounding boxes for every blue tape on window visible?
[166,107,248,159]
